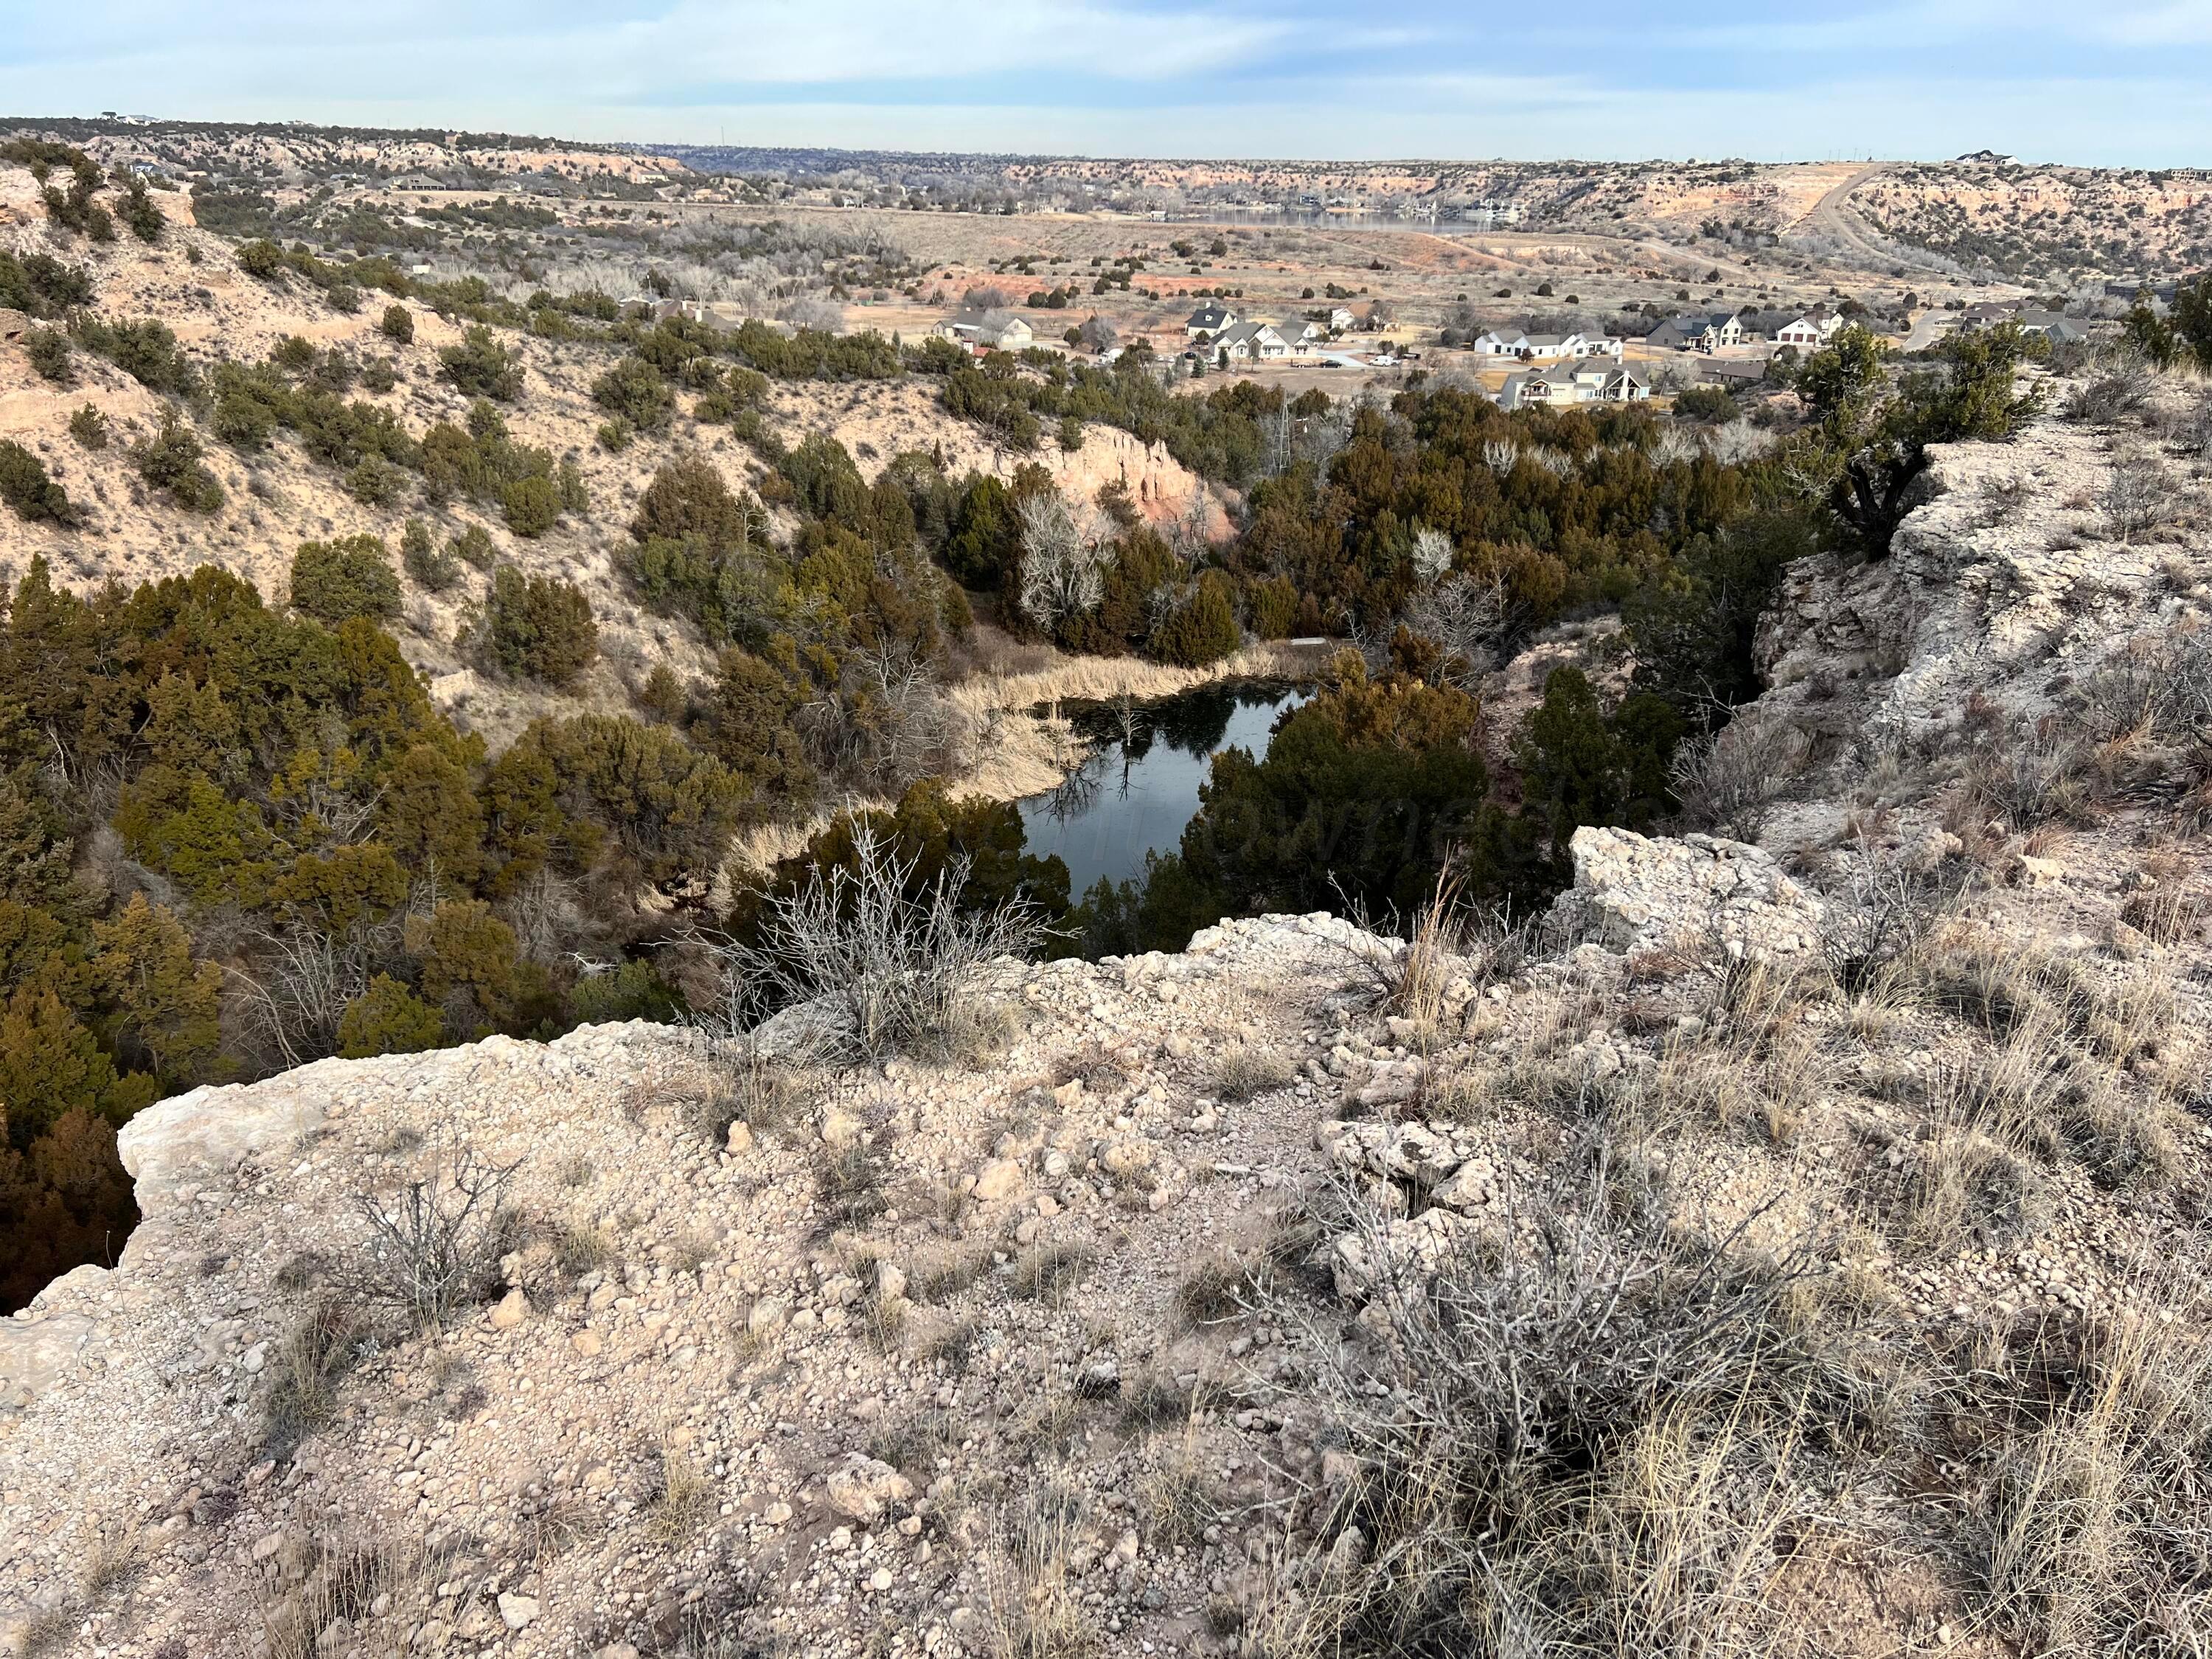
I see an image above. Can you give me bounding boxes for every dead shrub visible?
[2062,374,2152,427]
[2102,454,2173,543]
[1267,1156,1834,1658]
[1817,839,1961,993]
[700,826,1046,1063]
[1669,712,1801,841]
[346,1145,518,1333]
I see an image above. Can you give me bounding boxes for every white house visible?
[1471,328,1530,357]
[1771,309,1844,349]
[1473,330,1622,361]
[933,311,1034,352]
[1498,361,1649,411]
[1184,302,1237,339]
[1599,365,1650,402]
[1327,306,1355,331]
[1647,312,1744,352]
[1212,320,1291,361]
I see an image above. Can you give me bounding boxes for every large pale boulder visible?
[116,1073,330,1203]
[0,1313,94,1412]
[1551,826,1826,962]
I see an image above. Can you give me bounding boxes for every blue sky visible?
[6,1,2212,165]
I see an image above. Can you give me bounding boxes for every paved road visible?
[1901,309,1957,351]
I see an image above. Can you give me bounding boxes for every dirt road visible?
[1800,163,1900,268]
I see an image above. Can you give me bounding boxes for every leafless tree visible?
[1410,525,1455,582]
[1166,490,1214,562]
[776,294,845,333]
[1077,315,1119,353]
[1400,571,1506,690]
[226,921,386,1070]
[1707,421,1771,467]
[1259,403,1293,477]
[1017,492,1108,632]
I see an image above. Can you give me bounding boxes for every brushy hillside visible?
[5,377,2212,1655]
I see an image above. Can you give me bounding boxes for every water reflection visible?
[1018,682,1307,894]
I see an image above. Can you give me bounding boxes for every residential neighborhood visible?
[913,252,2112,422]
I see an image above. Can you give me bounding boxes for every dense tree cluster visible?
[0,560,762,1307]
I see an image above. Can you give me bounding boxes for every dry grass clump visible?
[871,1405,959,1476]
[1260,1157,1840,1658]
[908,1245,992,1306]
[645,1439,715,1544]
[693,1042,813,1140]
[518,1492,601,1565]
[262,1299,368,1461]
[1213,1041,1295,1102]
[1138,1433,1222,1546]
[815,1134,894,1230]
[1963,718,2094,832]
[1174,1250,1267,1328]
[1869,940,2185,1256]
[1946,1304,2212,1654]
[1012,1243,1092,1307]
[260,1531,437,1659]
[978,1475,1098,1659]
[1338,869,1534,1026]
[552,1218,615,1278]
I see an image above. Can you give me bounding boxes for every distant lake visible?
[1018,681,1308,896]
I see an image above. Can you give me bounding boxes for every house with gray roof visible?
[1646,313,1744,352]
[1184,302,1238,339]
[1212,320,1291,361]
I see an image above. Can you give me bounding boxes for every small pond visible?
[1016,681,1309,895]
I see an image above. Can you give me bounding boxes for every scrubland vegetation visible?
[0,134,2090,1322]
[12,122,2212,1659]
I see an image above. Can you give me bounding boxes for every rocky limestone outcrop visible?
[1754,418,2211,756]
[1548,824,1826,961]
